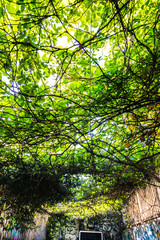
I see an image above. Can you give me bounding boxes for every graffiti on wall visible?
[0,228,40,240]
[122,220,160,240]
[0,213,48,240]
[122,230,132,240]
[64,225,77,240]
[133,221,160,240]
[63,214,122,240]
[98,216,121,240]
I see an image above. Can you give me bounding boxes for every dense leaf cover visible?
[0,0,160,230]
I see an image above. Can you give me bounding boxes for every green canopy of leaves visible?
[0,0,159,231]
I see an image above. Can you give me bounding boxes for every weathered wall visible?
[128,183,160,225]
[122,220,160,240]
[122,182,160,240]
[1,213,122,240]
[0,213,48,240]
[133,220,160,240]
[63,214,123,240]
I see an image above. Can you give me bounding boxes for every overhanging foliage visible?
[0,0,159,230]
